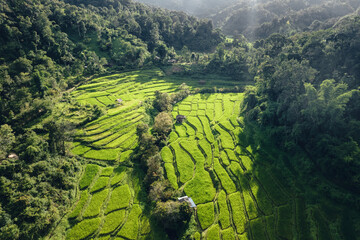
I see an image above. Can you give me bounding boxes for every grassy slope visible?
[51,68,359,239]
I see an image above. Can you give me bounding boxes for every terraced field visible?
[66,164,151,240]
[57,69,351,239]
[162,93,344,239]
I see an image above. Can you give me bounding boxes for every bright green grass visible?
[199,116,214,143]
[111,167,127,186]
[229,192,246,234]
[213,158,237,194]
[82,189,109,218]
[219,120,234,131]
[168,131,178,143]
[229,115,240,127]
[101,167,114,176]
[171,142,194,183]
[243,190,258,220]
[206,109,215,121]
[277,204,293,239]
[179,104,191,111]
[100,210,126,235]
[117,204,142,240]
[79,164,100,190]
[217,191,231,229]
[215,125,235,149]
[197,202,215,230]
[184,168,216,204]
[187,116,203,133]
[183,122,196,136]
[161,146,173,163]
[119,150,133,162]
[221,228,236,240]
[103,128,137,148]
[198,138,213,165]
[105,184,131,213]
[225,149,238,162]
[90,176,109,193]
[220,151,230,166]
[206,224,220,240]
[214,101,223,121]
[240,155,253,171]
[164,163,178,189]
[213,141,220,158]
[66,218,100,240]
[175,124,187,137]
[68,191,89,219]
[83,148,120,161]
[194,232,201,240]
[71,145,91,155]
[180,140,205,165]
[222,99,234,119]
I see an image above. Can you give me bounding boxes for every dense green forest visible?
[0,0,360,239]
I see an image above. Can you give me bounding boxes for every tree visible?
[153,91,172,112]
[153,112,173,137]
[0,125,15,159]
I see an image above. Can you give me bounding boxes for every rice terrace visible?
[47,68,356,240]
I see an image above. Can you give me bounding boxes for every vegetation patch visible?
[229,192,246,234]
[217,191,231,229]
[83,148,121,161]
[172,142,194,183]
[250,218,267,240]
[79,164,100,190]
[90,176,109,193]
[83,189,109,218]
[164,163,178,189]
[214,158,237,194]
[66,218,101,240]
[184,168,216,204]
[206,224,220,240]
[100,210,126,235]
[68,191,89,219]
[161,146,173,163]
[117,204,142,240]
[106,184,131,213]
[221,228,236,240]
[197,202,215,230]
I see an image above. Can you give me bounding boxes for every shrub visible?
[217,191,231,229]
[105,184,131,213]
[66,218,100,240]
[229,192,246,234]
[83,189,109,218]
[197,202,215,230]
[153,201,191,232]
[68,191,89,219]
[100,210,126,234]
[79,164,100,190]
[117,205,142,240]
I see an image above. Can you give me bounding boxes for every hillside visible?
[1,0,360,240]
